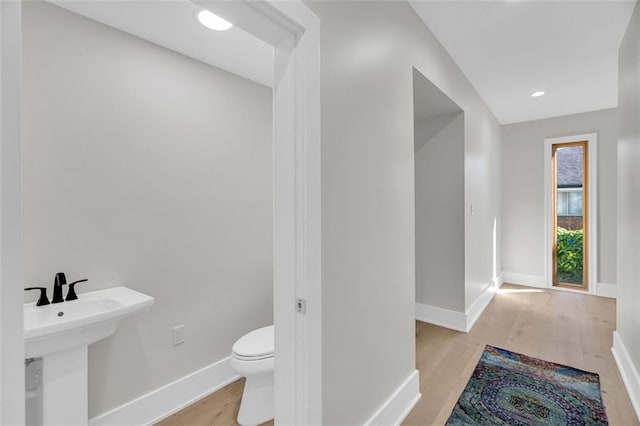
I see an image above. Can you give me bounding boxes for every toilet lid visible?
[232,325,274,359]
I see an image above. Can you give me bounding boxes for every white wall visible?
[0,1,25,424]
[501,108,618,286]
[616,0,640,406]
[22,2,272,417]
[464,99,502,310]
[305,1,501,423]
[415,113,465,311]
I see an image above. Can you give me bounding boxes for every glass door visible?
[552,141,588,289]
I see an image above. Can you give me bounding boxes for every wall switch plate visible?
[172,325,184,346]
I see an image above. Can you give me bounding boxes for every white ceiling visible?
[43,1,637,123]
[48,0,274,88]
[409,0,637,124]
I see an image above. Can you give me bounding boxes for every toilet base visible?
[237,373,274,426]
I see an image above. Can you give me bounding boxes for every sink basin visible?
[24,286,153,425]
[24,286,154,358]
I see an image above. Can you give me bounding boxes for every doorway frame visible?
[0,1,25,424]
[544,133,598,295]
[0,1,321,424]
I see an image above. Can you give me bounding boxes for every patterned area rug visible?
[447,345,608,425]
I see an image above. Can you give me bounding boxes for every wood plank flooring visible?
[157,283,637,425]
[155,378,274,426]
[403,284,638,425]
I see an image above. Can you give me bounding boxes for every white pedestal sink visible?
[24,287,154,426]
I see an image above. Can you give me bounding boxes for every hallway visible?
[404,284,638,425]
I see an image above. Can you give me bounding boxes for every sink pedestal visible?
[24,287,154,426]
[26,321,119,425]
[42,346,88,426]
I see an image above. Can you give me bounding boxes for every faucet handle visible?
[65,279,88,301]
[25,287,50,306]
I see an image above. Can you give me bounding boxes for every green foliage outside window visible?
[556,227,583,284]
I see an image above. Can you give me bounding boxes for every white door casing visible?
[0,0,25,424]
[543,133,598,295]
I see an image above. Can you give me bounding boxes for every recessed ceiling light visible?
[531,91,545,97]
[197,9,232,31]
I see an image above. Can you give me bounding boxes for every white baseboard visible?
[503,272,617,299]
[90,357,239,425]
[502,272,546,288]
[466,285,497,331]
[415,302,466,332]
[597,282,617,299]
[365,370,421,426]
[612,331,640,422]
[416,285,496,333]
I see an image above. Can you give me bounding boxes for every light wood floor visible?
[157,284,638,425]
[404,284,638,425]
[155,378,274,426]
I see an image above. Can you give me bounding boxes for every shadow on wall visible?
[413,68,466,313]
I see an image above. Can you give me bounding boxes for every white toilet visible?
[230,325,274,426]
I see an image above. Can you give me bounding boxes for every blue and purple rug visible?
[447,345,608,425]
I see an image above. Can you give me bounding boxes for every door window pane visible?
[554,144,585,287]
[557,191,568,216]
[568,191,582,216]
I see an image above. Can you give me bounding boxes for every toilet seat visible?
[232,325,274,361]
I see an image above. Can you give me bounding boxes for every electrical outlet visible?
[172,325,185,346]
